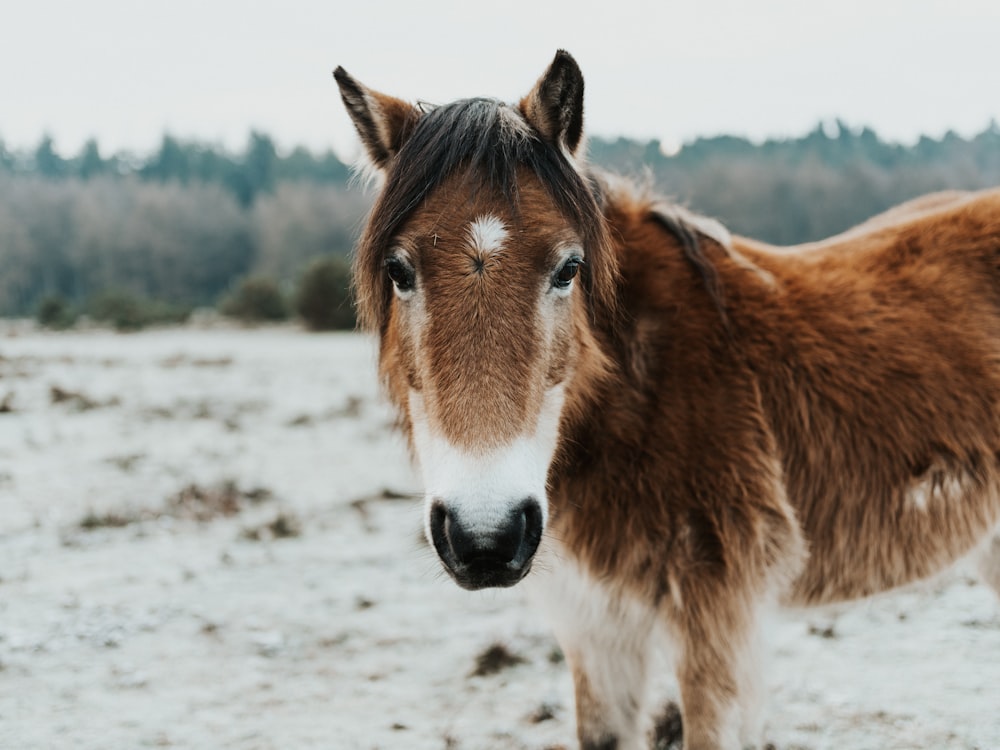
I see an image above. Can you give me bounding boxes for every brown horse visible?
[334,51,1000,749]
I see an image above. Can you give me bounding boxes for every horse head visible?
[335,51,616,589]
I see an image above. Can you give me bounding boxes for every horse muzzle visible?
[429,497,543,590]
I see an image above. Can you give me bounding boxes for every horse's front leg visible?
[667,587,768,750]
[565,621,654,750]
[528,554,657,750]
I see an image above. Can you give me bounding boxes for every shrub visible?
[87,289,190,331]
[219,275,288,322]
[295,256,355,331]
[36,295,77,329]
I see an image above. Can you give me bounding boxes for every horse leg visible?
[529,554,658,749]
[668,594,768,750]
[562,612,655,750]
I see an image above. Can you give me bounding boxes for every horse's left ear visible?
[519,50,585,158]
[333,67,420,171]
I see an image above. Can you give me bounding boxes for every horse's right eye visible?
[385,257,415,293]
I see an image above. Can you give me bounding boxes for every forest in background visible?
[2,122,1000,321]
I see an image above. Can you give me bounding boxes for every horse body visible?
[737,192,1000,603]
[335,51,1000,749]
[538,181,1000,746]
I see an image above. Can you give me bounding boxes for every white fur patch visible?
[525,544,660,747]
[410,385,564,542]
[906,471,966,511]
[467,215,508,258]
[908,482,931,511]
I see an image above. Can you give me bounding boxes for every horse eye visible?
[553,257,583,289]
[385,257,415,292]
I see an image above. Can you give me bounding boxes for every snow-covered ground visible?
[1,325,997,750]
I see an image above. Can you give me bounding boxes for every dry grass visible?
[168,481,272,521]
[77,480,277,531]
[159,354,233,369]
[469,642,526,677]
[350,487,416,533]
[241,512,303,541]
[78,510,137,530]
[50,385,119,411]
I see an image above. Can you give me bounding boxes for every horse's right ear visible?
[333,67,420,171]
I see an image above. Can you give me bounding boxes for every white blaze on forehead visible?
[467,215,508,258]
[409,385,565,539]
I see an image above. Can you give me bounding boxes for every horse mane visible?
[651,201,740,327]
[353,97,619,332]
[593,171,737,325]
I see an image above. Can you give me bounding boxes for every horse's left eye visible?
[553,257,582,289]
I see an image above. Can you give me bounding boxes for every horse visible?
[333,50,1000,749]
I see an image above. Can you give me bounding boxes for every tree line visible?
[2,132,350,206]
[590,120,1000,244]
[0,130,368,320]
[1,121,999,320]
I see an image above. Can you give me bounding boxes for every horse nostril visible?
[494,506,527,563]
[429,500,459,567]
[430,500,447,537]
[429,498,544,588]
[514,497,543,566]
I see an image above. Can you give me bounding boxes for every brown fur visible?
[335,52,1000,749]
[742,192,1000,602]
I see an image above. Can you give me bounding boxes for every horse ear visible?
[519,50,585,158]
[333,67,419,170]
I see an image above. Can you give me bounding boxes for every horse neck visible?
[547,188,751,565]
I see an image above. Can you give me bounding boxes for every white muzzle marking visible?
[409,386,565,542]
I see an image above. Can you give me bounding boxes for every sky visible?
[3,0,1000,162]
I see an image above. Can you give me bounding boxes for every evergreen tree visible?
[245,131,277,195]
[0,138,13,172]
[143,135,191,183]
[76,139,105,178]
[277,146,350,183]
[34,135,66,178]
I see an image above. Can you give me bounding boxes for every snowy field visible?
[1,324,998,750]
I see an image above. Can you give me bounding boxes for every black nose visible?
[429,498,543,590]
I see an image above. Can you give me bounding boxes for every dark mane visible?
[354,98,614,331]
[591,171,733,325]
[649,201,730,324]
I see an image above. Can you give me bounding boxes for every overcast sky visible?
[4,0,999,161]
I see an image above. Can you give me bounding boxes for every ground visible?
[0,325,998,750]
